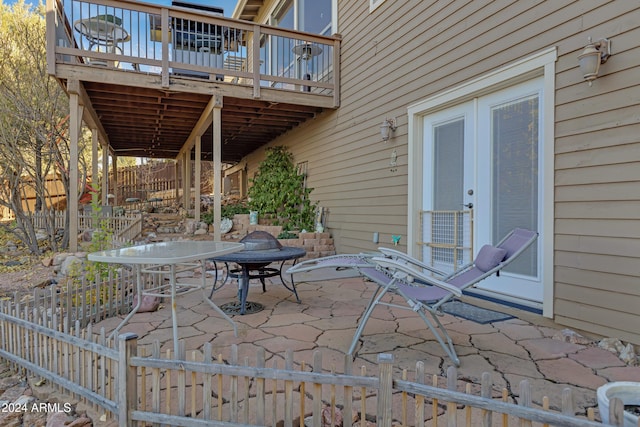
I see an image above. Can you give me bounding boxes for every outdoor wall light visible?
[578,37,611,86]
[380,118,397,141]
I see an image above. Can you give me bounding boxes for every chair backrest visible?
[444,228,538,291]
[496,228,538,261]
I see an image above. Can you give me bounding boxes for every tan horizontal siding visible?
[556,182,640,202]
[556,162,640,186]
[555,124,640,155]
[556,141,640,170]
[555,249,639,280]
[554,313,639,345]
[554,299,640,345]
[555,219,640,239]
[556,266,640,296]
[556,282,640,319]
[555,234,640,260]
[249,0,640,344]
[556,201,640,219]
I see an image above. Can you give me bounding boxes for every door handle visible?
[462,203,473,209]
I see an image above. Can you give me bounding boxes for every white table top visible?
[74,16,129,43]
[88,241,244,265]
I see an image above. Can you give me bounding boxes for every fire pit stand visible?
[208,232,306,315]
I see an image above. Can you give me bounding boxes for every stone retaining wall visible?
[224,214,335,261]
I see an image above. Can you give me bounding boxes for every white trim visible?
[370,0,386,13]
[407,47,557,115]
[332,0,338,34]
[407,47,557,317]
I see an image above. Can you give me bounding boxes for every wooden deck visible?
[46,0,340,163]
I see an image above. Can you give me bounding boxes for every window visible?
[299,0,331,35]
[264,0,334,90]
[269,0,332,34]
[273,0,293,29]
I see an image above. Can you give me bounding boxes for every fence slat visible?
[256,347,265,425]
[447,366,457,427]
[480,371,492,427]
[285,349,294,427]
[202,343,213,421]
[118,333,138,427]
[343,356,353,427]
[377,353,393,427]
[313,351,322,427]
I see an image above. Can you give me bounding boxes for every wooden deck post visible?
[113,154,119,205]
[118,333,138,427]
[182,152,189,209]
[91,129,99,197]
[212,97,223,242]
[67,79,83,252]
[194,135,201,221]
[101,146,109,205]
[377,353,393,427]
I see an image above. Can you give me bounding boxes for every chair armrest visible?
[286,253,375,274]
[377,247,448,276]
[371,257,462,297]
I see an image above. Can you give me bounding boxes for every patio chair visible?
[287,228,538,366]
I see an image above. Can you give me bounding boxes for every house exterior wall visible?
[241,1,640,344]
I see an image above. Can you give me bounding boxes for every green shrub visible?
[248,146,317,232]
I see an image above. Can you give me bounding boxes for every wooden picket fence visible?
[0,281,632,426]
[29,209,143,243]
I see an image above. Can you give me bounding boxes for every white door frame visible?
[407,47,557,317]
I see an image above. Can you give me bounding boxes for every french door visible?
[423,79,543,306]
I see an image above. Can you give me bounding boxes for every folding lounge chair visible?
[287,228,538,366]
[286,253,463,354]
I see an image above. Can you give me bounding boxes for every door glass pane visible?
[491,95,538,276]
[432,118,464,265]
[434,119,464,210]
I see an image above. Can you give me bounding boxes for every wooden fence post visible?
[118,333,138,427]
[447,366,457,427]
[377,353,394,427]
[519,379,533,427]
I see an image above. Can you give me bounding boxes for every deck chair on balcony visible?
[287,228,538,366]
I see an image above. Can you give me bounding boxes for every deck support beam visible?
[67,80,83,252]
[212,96,223,242]
[194,136,201,222]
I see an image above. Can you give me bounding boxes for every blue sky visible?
[3,0,240,17]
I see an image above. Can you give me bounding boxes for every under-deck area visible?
[46,0,341,249]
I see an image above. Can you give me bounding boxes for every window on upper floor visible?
[298,0,331,35]
[262,0,334,91]
[270,0,332,35]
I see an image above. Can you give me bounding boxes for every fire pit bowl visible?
[209,231,306,314]
[240,230,282,251]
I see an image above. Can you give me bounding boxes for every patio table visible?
[88,240,244,355]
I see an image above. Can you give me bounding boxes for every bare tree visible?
[0,1,89,253]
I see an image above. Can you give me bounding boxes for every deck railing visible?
[47,0,340,105]
[0,282,628,426]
